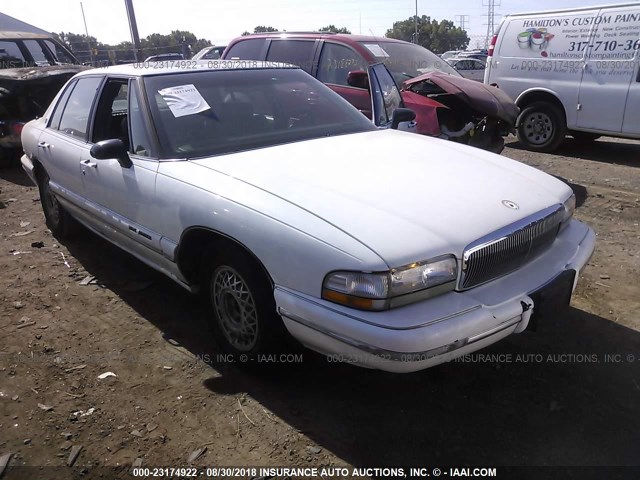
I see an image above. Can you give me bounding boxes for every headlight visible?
[561,193,576,228]
[322,255,458,311]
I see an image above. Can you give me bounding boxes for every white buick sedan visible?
[21,61,595,373]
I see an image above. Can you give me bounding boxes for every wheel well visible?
[31,158,45,185]
[516,91,566,125]
[175,228,273,289]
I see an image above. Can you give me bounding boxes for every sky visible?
[1,0,613,47]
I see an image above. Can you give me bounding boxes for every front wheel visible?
[517,101,566,152]
[204,247,288,362]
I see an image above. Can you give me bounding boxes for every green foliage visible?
[52,30,212,64]
[385,16,469,53]
[318,25,351,34]
[253,26,279,33]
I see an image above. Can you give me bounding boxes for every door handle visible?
[81,159,97,169]
[37,141,51,148]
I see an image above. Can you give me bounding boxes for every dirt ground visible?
[1,135,639,479]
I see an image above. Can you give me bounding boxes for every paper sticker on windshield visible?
[363,44,390,58]
[157,84,210,117]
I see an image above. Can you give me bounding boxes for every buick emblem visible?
[502,200,519,210]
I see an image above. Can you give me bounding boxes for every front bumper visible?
[275,219,595,373]
[20,154,38,186]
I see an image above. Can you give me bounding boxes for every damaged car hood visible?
[403,72,519,125]
[0,65,88,82]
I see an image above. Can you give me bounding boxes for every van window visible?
[317,43,367,86]
[225,39,265,60]
[266,40,315,73]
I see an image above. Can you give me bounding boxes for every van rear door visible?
[622,31,640,136]
[576,6,640,133]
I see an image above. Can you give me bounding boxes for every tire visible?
[517,101,566,152]
[38,171,78,239]
[570,131,601,143]
[203,245,288,363]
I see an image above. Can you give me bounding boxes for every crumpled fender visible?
[403,71,519,126]
[400,90,446,136]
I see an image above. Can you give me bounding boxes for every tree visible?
[385,16,469,53]
[253,26,279,33]
[318,25,351,34]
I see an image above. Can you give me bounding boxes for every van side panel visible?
[488,8,604,129]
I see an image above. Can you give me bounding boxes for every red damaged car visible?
[222,33,518,153]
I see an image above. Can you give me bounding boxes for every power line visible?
[482,0,500,48]
[455,15,470,31]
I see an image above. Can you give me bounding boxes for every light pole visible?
[124,0,143,62]
[80,2,94,65]
[413,0,418,44]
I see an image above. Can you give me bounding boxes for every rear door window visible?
[56,76,103,140]
[23,40,51,66]
[266,40,316,73]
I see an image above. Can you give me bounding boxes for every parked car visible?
[192,45,226,60]
[144,53,185,62]
[456,52,488,64]
[440,50,462,60]
[485,3,640,152]
[222,33,519,153]
[0,31,84,167]
[446,57,487,81]
[21,62,594,373]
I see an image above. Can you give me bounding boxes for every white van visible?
[485,3,640,152]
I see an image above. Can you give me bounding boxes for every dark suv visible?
[222,32,518,153]
[0,31,84,167]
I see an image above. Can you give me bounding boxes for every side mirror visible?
[90,139,132,168]
[347,70,369,90]
[390,108,416,130]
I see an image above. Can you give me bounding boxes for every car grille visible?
[460,205,565,290]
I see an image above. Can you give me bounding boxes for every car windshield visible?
[359,41,460,83]
[144,68,376,159]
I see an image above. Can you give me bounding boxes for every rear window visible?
[266,40,316,73]
[143,68,375,159]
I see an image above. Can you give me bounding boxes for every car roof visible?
[73,60,299,78]
[0,31,54,40]
[238,32,410,45]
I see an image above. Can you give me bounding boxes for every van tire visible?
[570,131,601,143]
[517,101,566,152]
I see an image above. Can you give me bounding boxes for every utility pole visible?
[80,2,94,65]
[124,0,143,62]
[483,0,500,49]
[455,15,470,32]
[413,0,418,44]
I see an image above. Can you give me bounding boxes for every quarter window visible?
[49,80,77,129]
[225,39,265,60]
[56,76,102,140]
[129,85,153,156]
[317,43,366,86]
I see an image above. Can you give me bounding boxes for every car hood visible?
[403,71,519,125]
[191,130,571,268]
